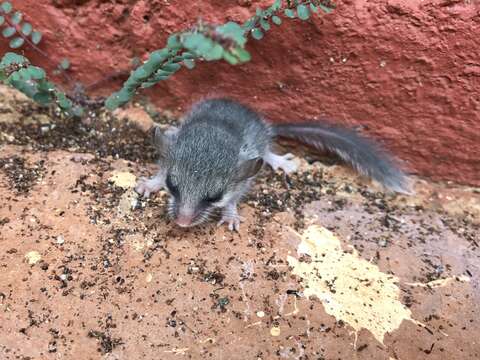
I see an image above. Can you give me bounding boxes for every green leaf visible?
[183,33,210,53]
[1,2,12,13]
[131,67,150,80]
[143,70,172,85]
[31,31,42,45]
[150,48,169,60]
[284,8,296,18]
[0,16,4,25]
[242,18,256,31]
[222,52,239,65]
[155,69,172,77]
[21,22,32,35]
[0,52,27,67]
[271,0,282,11]
[12,69,31,82]
[183,33,221,60]
[181,52,195,60]
[161,62,181,73]
[272,15,282,25]
[115,90,131,103]
[10,80,37,98]
[33,92,52,106]
[9,37,24,49]
[230,47,251,62]
[297,4,310,20]
[59,58,70,70]
[319,4,333,14]
[154,75,172,81]
[142,60,159,74]
[183,59,195,69]
[37,80,55,93]
[8,71,19,82]
[56,92,72,109]
[255,7,263,16]
[216,21,246,46]
[251,28,263,40]
[167,34,181,50]
[202,43,224,61]
[310,3,319,13]
[2,26,16,38]
[11,11,22,24]
[105,91,130,110]
[260,19,270,31]
[140,81,157,88]
[26,66,46,79]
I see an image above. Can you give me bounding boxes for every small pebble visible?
[378,239,388,247]
[270,326,281,336]
[25,251,41,265]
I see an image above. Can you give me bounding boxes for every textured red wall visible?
[2,0,480,185]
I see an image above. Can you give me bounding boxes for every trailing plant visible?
[0,0,334,116]
[105,0,334,110]
[0,52,82,116]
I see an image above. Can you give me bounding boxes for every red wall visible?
[2,0,480,185]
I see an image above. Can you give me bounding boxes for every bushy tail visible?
[272,122,412,194]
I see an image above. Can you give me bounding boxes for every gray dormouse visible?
[135,98,411,231]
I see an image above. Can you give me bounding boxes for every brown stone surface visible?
[0,86,479,359]
[1,1,479,185]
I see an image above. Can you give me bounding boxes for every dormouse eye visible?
[165,175,178,196]
[203,192,222,204]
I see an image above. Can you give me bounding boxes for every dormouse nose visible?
[175,206,196,227]
[175,214,194,227]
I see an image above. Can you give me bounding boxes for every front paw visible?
[217,212,244,232]
[135,176,163,198]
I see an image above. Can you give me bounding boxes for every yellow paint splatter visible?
[287,225,414,345]
[25,251,41,265]
[109,171,136,189]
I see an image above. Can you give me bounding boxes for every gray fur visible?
[162,98,272,227]
[136,97,411,230]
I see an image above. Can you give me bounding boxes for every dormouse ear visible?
[151,126,169,159]
[234,157,264,182]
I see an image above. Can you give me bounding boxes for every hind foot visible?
[264,150,299,174]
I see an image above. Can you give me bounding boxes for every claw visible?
[135,174,165,198]
[217,216,243,231]
[218,205,243,232]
